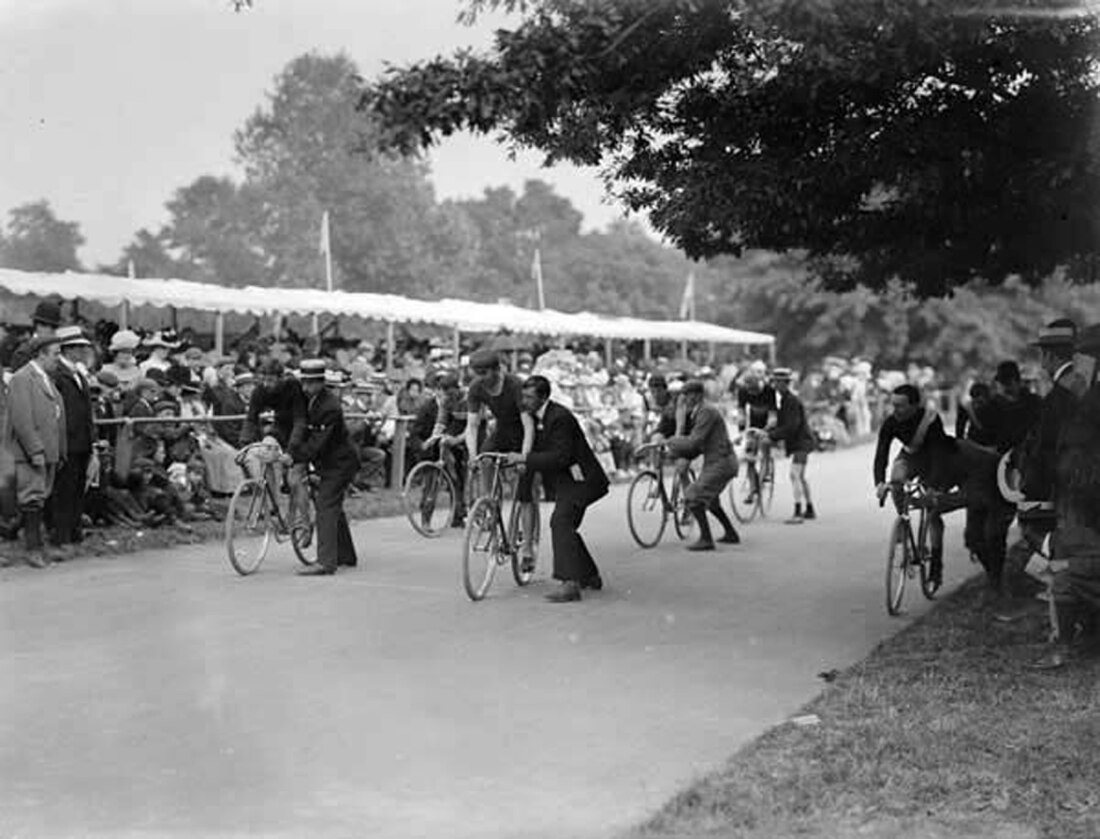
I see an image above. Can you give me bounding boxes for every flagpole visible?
[533,246,545,311]
[314,210,333,339]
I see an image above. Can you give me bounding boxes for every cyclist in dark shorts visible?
[464,349,536,569]
[735,364,778,502]
[768,368,817,523]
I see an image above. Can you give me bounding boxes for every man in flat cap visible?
[292,359,359,576]
[7,335,67,567]
[666,379,741,551]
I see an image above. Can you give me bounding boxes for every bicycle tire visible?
[672,467,699,541]
[509,496,540,587]
[627,470,668,548]
[917,508,938,600]
[728,467,760,523]
[463,497,501,601]
[758,452,776,517]
[885,517,910,616]
[289,480,318,567]
[226,479,273,576]
[403,461,457,538]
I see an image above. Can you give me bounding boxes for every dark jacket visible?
[241,376,307,452]
[525,400,609,498]
[1021,369,1081,502]
[52,361,95,457]
[293,387,359,472]
[204,382,246,447]
[668,403,734,467]
[770,390,816,452]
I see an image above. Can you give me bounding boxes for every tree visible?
[363,0,1100,297]
[0,200,84,272]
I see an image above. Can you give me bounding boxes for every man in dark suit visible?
[7,336,67,568]
[505,374,609,603]
[293,360,360,576]
[49,326,96,552]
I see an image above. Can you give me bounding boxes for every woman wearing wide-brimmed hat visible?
[101,329,143,390]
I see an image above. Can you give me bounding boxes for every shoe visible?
[718,532,741,544]
[25,551,49,569]
[545,581,582,603]
[784,515,805,525]
[520,553,536,575]
[47,544,76,562]
[297,565,335,576]
[581,575,603,591]
[338,557,358,567]
[451,516,466,529]
[687,539,716,552]
[1030,647,1072,670]
[803,506,816,520]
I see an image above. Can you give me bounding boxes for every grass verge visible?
[0,488,407,566]
[629,577,1100,839]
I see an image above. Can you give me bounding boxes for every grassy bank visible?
[630,578,1100,839]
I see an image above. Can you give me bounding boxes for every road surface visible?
[0,443,971,839]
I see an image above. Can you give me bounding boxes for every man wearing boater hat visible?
[768,368,818,523]
[293,360,360,576]
[49,326,96,552]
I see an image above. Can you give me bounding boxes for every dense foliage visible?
[364,0,1100,297]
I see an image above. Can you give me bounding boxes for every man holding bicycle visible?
[423,371,469,527]
[736,363,778,504]
[874,384,960,591]
[239,357,310,531]
[464,349,536,572]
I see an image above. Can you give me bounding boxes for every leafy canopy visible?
[362,0,1100,297]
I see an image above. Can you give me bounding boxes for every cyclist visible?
[666,380,740,550]
[464,349,536,571]
[736,362,778,503]
[239,357,309,531]
[768,368,817,523]
[873,383,960,591]
[423,371,470,527]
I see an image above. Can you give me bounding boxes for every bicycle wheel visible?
[885,517,910,616]
[226,479,274,576]
[728,466,759,523]
[917,509,938,600]
[627,470,668,548]
[403,461,456,538]
[758,452,776,517]
[289,479,318,567]
[463,497,501,601]
[672,467,698,540]
[509,496,541,587]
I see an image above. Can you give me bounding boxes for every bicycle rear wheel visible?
[672,467,698,540]
[917,509,938,600]
[728,466,759,523]
[226,479,273,576]
[885,517,910,616]
[627,470,668,548]
[289,478,318,567]
[758,452,776,517]
[463,497,501,601]
[509,497,540,587]
[404,461,456,538]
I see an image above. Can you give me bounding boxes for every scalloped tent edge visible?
[0,268,774,345]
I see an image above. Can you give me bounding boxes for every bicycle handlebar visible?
[234,440,285,467]
[473,451,522,467]
[634,442,668,457]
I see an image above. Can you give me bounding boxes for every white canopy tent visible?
[0,268,775,364]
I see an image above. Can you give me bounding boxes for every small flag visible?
[532,247,545,311]
[678,271,695,320]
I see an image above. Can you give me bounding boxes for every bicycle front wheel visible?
[758,453,776,517]
[226,479,273,576]
[463,497,502,601]
[729,466,759,523]
[404,461,456,538]
[289,478,318,567]
[509,497,540,587]
[627,470,667,548]
[672,467,698,541]
[885,517,910,616]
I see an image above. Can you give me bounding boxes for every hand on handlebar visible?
[875,482,889,506]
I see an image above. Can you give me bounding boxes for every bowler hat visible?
[32,300,62,328]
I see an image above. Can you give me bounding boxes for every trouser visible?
[963,501,1016,590]
[549,479,606,583]
[315,461,358,571]
[50,453,90,545]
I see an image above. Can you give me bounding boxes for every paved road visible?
[0,444,971,839]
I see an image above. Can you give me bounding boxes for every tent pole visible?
[453,327,461,363]
[170,306,178,332]
[643,338,651,364]
[768,341,777,367]
[386,321,396,377]
[680,338,688,361]
[214,312,225,355]
[311,313,320,337]
[118,301,129,331]
[605,338,614,371]
[708,341,715,364]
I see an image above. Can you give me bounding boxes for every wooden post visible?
[708,341,716,364]
[768,341,777,367]
[118,301,129,331]
[680,338,688,361]
[386,321,396,377]
[214,312,225,355]
[453,327,461,363]
[605,338,613,371]
[391,416,408,490]
[170,306,178,332]
[643,338,651,363]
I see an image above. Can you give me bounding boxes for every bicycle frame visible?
[471,452,524,552]
[635,443,687,514]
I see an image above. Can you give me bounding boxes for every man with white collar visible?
[49,326,95,553]
[7,336,67,568]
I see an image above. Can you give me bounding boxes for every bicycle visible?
[403,437,467,537]
[461,452,541,601]
[626,442,698,548]
[225,441,318,576]
[882,478,939,615]
[728,427,775,522]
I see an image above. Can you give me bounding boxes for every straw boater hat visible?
[1031,319,1076,349]
[298,359,328,381]
[56,325,92,348]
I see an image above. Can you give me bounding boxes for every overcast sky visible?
[0,0,627,267]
